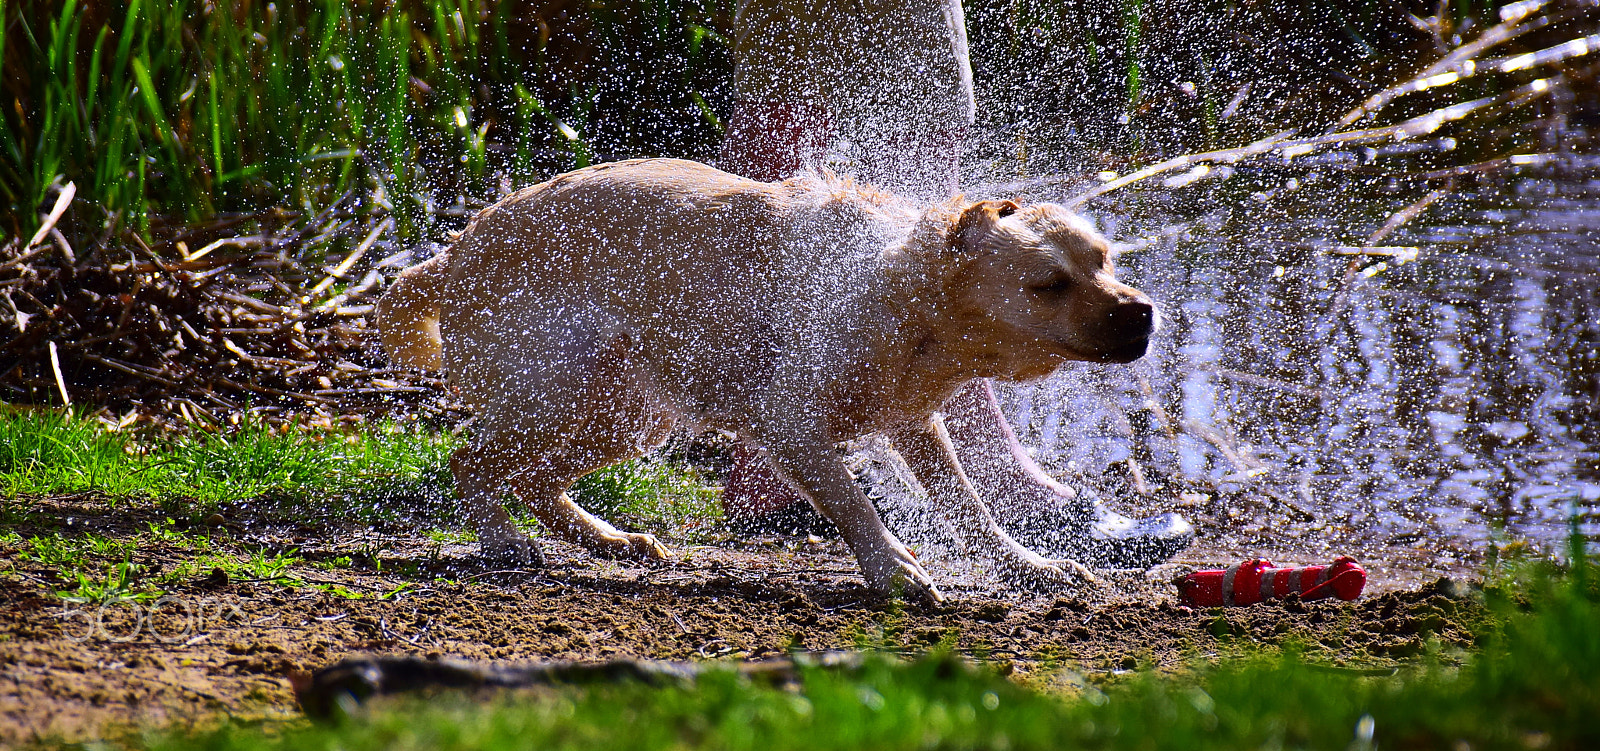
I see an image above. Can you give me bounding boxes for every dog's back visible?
[379,160,790,377]
[416,160,909,420]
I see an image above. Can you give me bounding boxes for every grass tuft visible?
[572,459,722,526]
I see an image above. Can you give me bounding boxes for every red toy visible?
[1177,557,1366,607]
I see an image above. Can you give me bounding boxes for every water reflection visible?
[1004,172,1598,558]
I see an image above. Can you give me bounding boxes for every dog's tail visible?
[376,251,450,370]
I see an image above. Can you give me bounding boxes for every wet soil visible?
[0,494,1484,743]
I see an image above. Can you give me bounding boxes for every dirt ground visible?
[0,494,1484,744]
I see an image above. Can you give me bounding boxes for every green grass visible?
[5,528,162,602]
[90,553,1600,750]
[0,408,459,512]
[0,408,719,529]
[0,408,720,601]
[172,545,302,584]
[6,522,319,602]
[18,529,136,566]
[572,459,723,526]
[0,407,714,604]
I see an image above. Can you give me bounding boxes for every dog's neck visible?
[886,296,1054,381]
[880,211,1060,382]
[815,257,1056,437]
[801,192,1066,436]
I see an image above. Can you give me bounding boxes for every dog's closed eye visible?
[1030,275,1073,296]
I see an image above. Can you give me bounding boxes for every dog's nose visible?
[1109,300,1156,339]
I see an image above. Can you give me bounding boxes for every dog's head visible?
[900,199,1157,376]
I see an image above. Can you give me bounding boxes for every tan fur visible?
[377,158,1155,603]
[376,252,449,370]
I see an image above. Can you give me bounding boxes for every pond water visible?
[994,166,1598,562]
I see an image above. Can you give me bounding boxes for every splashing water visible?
[983,169,1599,567]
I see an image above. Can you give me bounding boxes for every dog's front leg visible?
[761,439,943,605]
[888,416,1099,592]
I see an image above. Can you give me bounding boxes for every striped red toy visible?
[1177,556,1367,607]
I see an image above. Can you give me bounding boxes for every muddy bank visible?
[0,495,1482,743]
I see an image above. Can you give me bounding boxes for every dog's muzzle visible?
[1098,300,1156,363]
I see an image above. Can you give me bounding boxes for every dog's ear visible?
[950,200,1021,253]
[892,198,1022,273]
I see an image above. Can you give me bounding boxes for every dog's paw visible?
[893,570,946,610]
[873,563,945,609]
[1043,557,1103,591]
[593,531,671,561]
[860,546,944,607]
[996,549,1101,593]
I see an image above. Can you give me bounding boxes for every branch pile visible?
[0,193,464,429]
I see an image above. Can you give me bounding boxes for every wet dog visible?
[377,159,1156,603]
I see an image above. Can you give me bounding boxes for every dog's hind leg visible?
[458,401,673,563]
[502,409,674,561]
[490,329,674,562]
[509,467,671,561]
[451,438,545,568]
